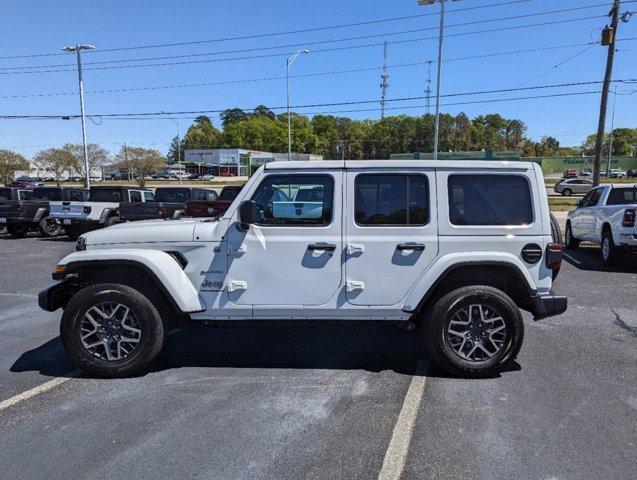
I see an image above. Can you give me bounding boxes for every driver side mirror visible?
[577,199,584,208]
[238,200,259,228]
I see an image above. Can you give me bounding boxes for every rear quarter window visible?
[448,174,533,226]
[606,187,637,205]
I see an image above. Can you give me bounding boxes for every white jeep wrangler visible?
[39,160,567,378]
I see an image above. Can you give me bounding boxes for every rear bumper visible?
[50,217,100,228]
[529,293,568,320]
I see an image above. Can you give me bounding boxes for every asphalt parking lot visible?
[0,233,635,480]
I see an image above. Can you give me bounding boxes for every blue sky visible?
[1,0,635,159]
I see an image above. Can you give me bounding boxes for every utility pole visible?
[425,60,433,115]
[606,86,618,174]
[380,41,389,120]
[593,0,621,186]
[62,44,95,188]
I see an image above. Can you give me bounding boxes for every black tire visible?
[7,224,27,238]
[423,286,524,378]
[39,217,62,237]
[60,283,166,378]
[564,222,580,250]
[104,216,119,228]
[562,188,572,196]
[601,229,621,266]
[549,212,563,280]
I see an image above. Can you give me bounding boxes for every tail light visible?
[546,242,563,270]
[622,209,636,228]
[157,205,165,217]
[83,206,92,214]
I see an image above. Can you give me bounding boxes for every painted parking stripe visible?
[378,360,430,480]
[0,373,78,413]
[563,253,582,265]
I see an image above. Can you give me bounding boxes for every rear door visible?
[344,169,438,306]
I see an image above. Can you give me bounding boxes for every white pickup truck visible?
[49,186,151,240]
[565,184,637,265]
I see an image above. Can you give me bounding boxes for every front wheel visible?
[565,222,580,250]
[562,188,572,196]
[423,286,524,378]
[60,284,166,377]
[40,218,62,237]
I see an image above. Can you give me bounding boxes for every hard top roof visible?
[263,159,537,170]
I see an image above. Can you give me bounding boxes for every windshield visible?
[155,188,190,202]
[32,188,62,201]
[89,188,124,202]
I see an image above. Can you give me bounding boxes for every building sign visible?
[184,150,219,165]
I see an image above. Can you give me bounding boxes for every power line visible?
[7,38,637,100]
[0,14,610,76]
[1,3,612,72]
[0,0,534,60]
[1,80,628,120]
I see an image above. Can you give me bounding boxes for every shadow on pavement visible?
[10,336,77,378]
[562,245,637,273]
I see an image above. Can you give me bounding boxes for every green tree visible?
[252,105,275,120]
[609,128,637,156]
[116,146,165,188]
[311,115,340,158]
[220,108,248,128]
[33,147,74,186]
[0,149,29,186]
[62,143,109,181]
[183,117,223,149]
[167,136,184,164]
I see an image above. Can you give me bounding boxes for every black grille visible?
[521,244,543,264]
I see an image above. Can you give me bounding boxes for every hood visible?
[84,218,207,246]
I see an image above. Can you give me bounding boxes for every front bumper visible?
[529,293,568,320]
[38,278,75,312]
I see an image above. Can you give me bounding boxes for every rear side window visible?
[144,191,155,202]
[448,175,533,226]
[32,188,61,201]
[355,174,429,226]
[90,188,123,202]
[219,188,239,201]
[192,189,217,201]
[129,191,142,202]
[606,187,637,205]
[155,188,190,202]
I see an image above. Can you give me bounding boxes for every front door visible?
[225,172,343,307]
[345,169,438,306]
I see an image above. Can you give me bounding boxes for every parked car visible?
[9,179,42,189]
[185,185,242,217]
[609,168,627,178]
[48,186,150,240]
[627,169,637,178]
[563,169,578,179]
[40,160,566,378]
[566,183,637,265]
[119,187,216,222]
[579,168,592,177]
[553,178,594,196]
[0,186,88,238]
[199,174,216,181]
[0,188,33,234]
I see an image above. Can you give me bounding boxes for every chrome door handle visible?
[308,242,336,252]
[397,243,425,251]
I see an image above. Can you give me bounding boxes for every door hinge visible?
[346,280,366,292]
[347,243,365,255]
[227,280,248,292]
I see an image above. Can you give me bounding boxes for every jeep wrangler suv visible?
[39,160,567,378]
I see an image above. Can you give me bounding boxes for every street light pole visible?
[418,0,459,160]
[286,49,309,161]
[62,44,95,188]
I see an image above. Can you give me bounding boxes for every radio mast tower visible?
[425,60,433,115]
[380,41,389,119]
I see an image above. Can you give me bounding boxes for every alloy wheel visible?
[446,304,507,362]
[79,302,142,361]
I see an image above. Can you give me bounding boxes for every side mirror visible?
[238,200,259,228]
[577,199,583,207]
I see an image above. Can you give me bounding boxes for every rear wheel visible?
[104,216,119,228]
[40,218,62,237]
[423,286,524,378]
[562,188,572,196]
[549,212,562,280]
[60,284,166,378]
[565,222,579,250]
[601,230,621,266]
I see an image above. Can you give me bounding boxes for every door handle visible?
[308,242,336,252]
[397,243,425,251]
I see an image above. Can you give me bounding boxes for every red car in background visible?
[185,185,244,217]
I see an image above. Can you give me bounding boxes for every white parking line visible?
[0,373,77,413]
[378,360,430,480]
[563,253,582,265]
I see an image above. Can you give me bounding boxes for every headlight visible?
[75,236,86,251]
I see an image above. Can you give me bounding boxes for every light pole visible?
[62,44,95,188]
[163,114,182,182]
[286,49,310,160]
[418,0,460,160]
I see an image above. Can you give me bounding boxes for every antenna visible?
[425,60,433,115]
[380,41,389,119]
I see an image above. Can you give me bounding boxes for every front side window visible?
[144,191,155,202]
[251,175,333,226]
[219,188,239,201]
[448,175,533,226]
[355,174,429,226]
[589,189,602,206]
[606,187,637,205]
[129,191,142,202]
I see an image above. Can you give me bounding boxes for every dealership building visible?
[183,149,323,176]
